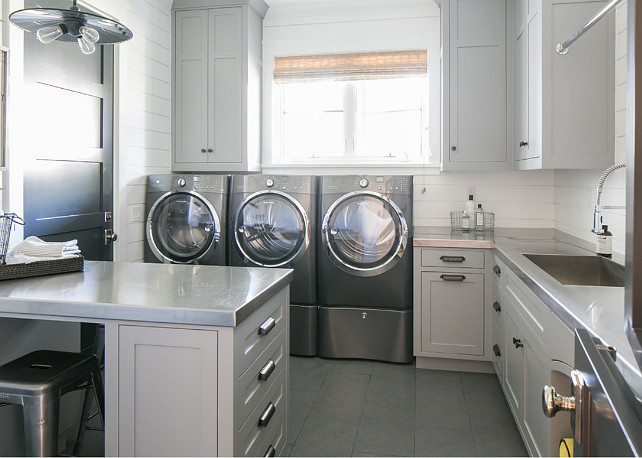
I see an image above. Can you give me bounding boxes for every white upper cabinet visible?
[172,0,267,172]
[442,0,509,171]
[510,0,615,170]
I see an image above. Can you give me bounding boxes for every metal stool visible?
[0,350,104,457]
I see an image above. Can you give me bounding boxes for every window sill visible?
[261,162,441,175]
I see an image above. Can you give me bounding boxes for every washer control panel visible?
[261,176,310,192]
[171,175,227,193]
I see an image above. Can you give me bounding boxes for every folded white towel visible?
[8,236,81,259]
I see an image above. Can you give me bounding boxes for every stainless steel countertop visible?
[414,227,642,397]
[0,261,294,327]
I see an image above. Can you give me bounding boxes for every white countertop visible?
[0,261,293,327]
[414,227,642,397]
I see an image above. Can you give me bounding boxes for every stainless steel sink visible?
[523,254,625,287]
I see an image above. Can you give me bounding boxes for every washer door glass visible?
[324,194,402,270]
[236,194,307,266]
[151,193,218,262]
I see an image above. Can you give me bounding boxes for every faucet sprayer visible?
[593,162,626,234]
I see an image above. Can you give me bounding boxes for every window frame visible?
[273,76,430,166]
[0,47,7,170]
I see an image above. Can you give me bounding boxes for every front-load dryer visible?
[317,175,413,363]
[229,175,318,356]
[145,174,228,265]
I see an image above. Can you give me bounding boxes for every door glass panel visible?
[326,195,400,268]
[153,193,217,259]
[237,195,306,265]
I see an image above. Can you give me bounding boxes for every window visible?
[272,51,429,165]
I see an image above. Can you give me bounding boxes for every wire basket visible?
[0,213,26,264]
[450,211,495,232]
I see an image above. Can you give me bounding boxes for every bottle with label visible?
[461,211,471,231]
[596,225,612,258]
[465,195,476,230]
[475,203,485,231]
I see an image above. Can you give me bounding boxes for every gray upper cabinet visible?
[442,0,509,171]
[172,0,267,172]
[510,0,615,170]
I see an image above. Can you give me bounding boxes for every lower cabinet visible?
[414,247,493,367]
[114,287,289,457]
[493,254,575,457]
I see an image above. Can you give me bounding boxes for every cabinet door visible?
[514,21,530,161]
[504,309,524,416]
[526,8,541,161]
[523,329,550,457]
[208,7,243,164]
[118,326,218,456]
[420,271,485,356]
[448,0,507,165]
[175,10,209,164]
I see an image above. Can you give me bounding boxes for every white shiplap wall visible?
[3,0,172,261]
[264,0,556,230]
[554,1,627,255]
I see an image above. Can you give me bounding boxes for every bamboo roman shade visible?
[273,50,427,83]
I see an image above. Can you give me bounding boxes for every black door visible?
[234,192,309,267]
[22,8,114,261]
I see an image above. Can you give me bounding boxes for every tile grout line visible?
[459,373,479,457]
[350,370,372,457]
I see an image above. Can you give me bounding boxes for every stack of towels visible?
[6,236,81,264]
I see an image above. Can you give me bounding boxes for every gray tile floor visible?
[75,356,527,457]
[285,356,528,457]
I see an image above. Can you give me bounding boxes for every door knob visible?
[542,384,575,418]
[104,229,118,245]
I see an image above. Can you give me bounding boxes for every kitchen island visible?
[0,261,293,457]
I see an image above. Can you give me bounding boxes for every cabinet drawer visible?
[235,289,287,377]
[237,330,286,428]
[238,367,286,457]
[506,273,547,344]
[421,249,485,269]
[255,408,286,457]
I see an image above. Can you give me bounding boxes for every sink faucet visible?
[593,162,626,234]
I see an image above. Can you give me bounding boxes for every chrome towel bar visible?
[556,0,623,55]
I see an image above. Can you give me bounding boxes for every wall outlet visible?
[129,205,144,223]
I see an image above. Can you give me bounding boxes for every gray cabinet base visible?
[290,304,318,356]
[318,306,413,363]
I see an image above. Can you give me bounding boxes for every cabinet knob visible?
[519,141,529,148]
[440,274,466,282]
[451,146,457,151]
[542,385,575,418]
[258,402,276,427]
[440,255,466,263]
[207,148,213,153]
[512,337,523,348]
[493,301,501,312]
[493,265,501,277]
[258,317,276,336]
[201,148,207,153]
[493,344,501,357]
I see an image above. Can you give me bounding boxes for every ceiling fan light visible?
[78,36,96,55]
[36,25,63,44]
[79,25,99,44]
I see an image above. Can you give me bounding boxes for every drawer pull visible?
[258,360,276,381]
[440,274,466,282]
[493,301,501,312]
[264,445,276,457]
[258,317,276,336]
[493,344,501,357]
[258,402,276,427]
[493,265,501,277]
[440,255,466,263]
[513,337,524,349]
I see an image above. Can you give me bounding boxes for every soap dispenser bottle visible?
[465,195,476,230]
[596,225,612,258]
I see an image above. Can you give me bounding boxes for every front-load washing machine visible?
[317,175,413,363]
[229,175,318,356]
[145,174,228,265]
